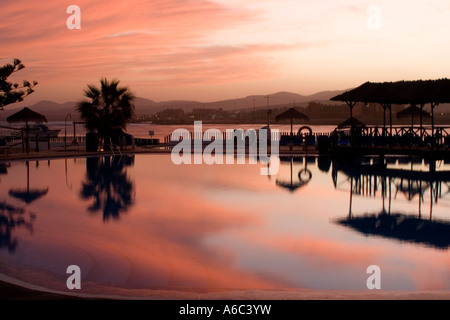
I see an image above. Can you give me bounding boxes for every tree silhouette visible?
[0,59,38,109]
[0,201,34,253]
[80,156,135,221]
[77,78,135,146]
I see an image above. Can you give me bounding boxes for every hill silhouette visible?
[0,90,346,121]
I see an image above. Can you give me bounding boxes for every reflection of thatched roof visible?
[331,79,450,105]
[276,156,311,192]
[276,180,309,192]
[9,188,49,204]
[333,159,450,182]
[335,213,450,250]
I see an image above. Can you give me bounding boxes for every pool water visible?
[0,154,449,297]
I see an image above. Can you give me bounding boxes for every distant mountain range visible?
[0,90,347,121]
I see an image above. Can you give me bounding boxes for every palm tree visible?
[77,78,135,146]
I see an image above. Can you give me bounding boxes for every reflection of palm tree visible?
[0,201,34,253]
[80,156,135,221]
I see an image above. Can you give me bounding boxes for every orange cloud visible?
[2,0,297,103]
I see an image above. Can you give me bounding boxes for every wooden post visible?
[347,101,355,146]
[21,130,24,152]
[431,102,437,148]
[389,104,392,137]
[25,120,29,154]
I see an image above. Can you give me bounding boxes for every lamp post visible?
[65,113,71,151]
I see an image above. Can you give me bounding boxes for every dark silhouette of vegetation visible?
[0,201,34,253]
[77,78,135,146]
[80,156,135,221]
[0,59,37,109]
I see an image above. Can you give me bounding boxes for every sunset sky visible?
[2,0,450,105]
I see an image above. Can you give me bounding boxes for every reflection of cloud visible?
[399,248,450,291]
[244,233,383,268]
[80,179,281,290]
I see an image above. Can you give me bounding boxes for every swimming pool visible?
[0,154,449,298]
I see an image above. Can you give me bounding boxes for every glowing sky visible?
[2,0,450,104]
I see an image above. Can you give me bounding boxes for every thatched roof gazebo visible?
[6,107,48,154]
[330,79,450,135]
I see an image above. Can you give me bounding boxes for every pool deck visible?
[1,278,450,300]
[3,143,450,163]
[0,144,322,162]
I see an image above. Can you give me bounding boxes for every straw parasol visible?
[396,104,430,129]
[337,117,366,129]
[276,107,309,137]
[6,107,47,154]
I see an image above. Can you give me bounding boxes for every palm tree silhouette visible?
[0,201,34,253]
[80,156,135,221]
[77,78,135,146]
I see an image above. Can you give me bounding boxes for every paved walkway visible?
[0,144,320,161]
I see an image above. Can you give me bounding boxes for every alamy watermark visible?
[66,265,81,290]
[366,265,381,289]
[67,5,81,30]
[367,5,381,30]
[66,5,380,31]
[170,121,280,176]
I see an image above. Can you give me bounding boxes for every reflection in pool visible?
[0,154,449,296]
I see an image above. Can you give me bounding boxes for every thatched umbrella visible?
[396,104,430,130]
[337,117,366,129]
[276,107,309,149]
[276,107,309,136]
[6,107,47,154]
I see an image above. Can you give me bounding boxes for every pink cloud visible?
[2,0,297,102]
